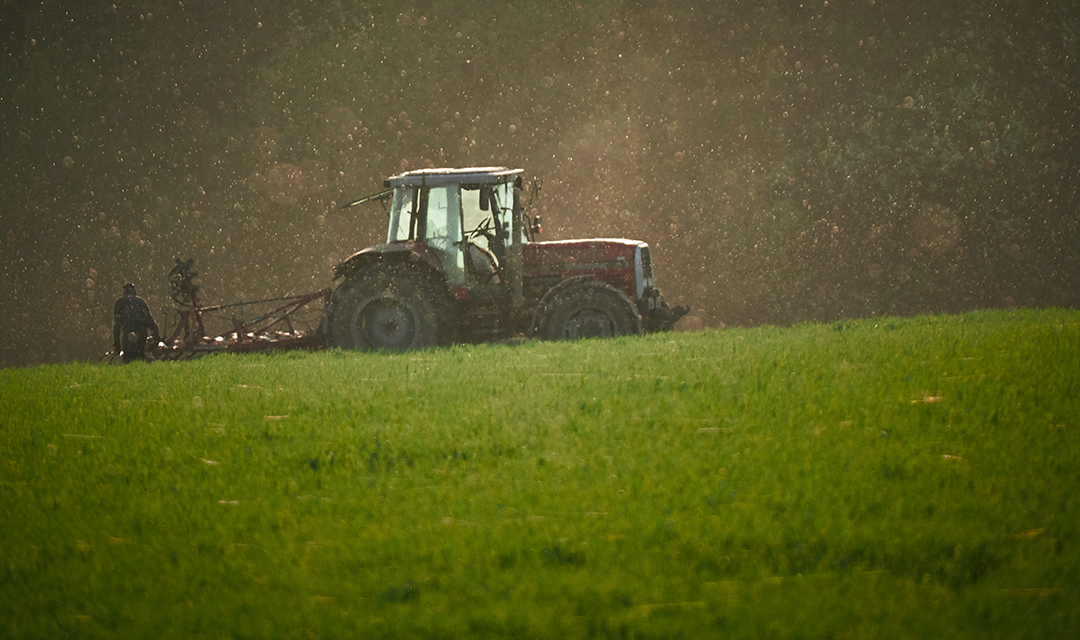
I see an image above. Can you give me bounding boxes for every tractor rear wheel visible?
[536,280,642,341]
[326,264,455,350]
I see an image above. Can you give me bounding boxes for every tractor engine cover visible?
[523,238,645,301]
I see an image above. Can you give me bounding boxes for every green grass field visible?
[2,309,1078,638]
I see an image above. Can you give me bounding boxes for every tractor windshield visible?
[387,185,466,285]
[461,182,524,245]
[386,186,461,246]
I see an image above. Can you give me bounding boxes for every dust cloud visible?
[2,1,1077,366]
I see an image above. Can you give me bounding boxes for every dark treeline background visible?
[2,0,1077,367]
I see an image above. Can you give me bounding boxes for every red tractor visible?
[325,167,686,350]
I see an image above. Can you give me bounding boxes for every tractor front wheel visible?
[325,264,455,351]
[535,280,642,341]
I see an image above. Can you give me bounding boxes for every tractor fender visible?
[333,242,444,282]
[323,262,456,351]
[530,274,596,335]
[325,245,451,343]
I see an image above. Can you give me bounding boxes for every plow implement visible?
[150,259,329,361]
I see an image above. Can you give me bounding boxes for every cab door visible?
[419,186,466,286]
[460,185,503,287]
[388,185,468,287]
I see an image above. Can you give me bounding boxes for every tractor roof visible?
[386,167,523,188]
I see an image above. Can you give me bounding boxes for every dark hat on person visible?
[123,283,136,293]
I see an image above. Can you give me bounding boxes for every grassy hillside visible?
[2,309,1078,638]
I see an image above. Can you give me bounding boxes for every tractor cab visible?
[383,167,529,289]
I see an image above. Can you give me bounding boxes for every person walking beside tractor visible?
[112,283,160,363]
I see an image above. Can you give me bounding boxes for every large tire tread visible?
[535,281,642,341]
[326,264,455,351]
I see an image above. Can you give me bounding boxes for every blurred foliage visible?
[2,0,1078,366]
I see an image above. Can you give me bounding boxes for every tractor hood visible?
[523,238,641,276]
[524,238,651,300]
